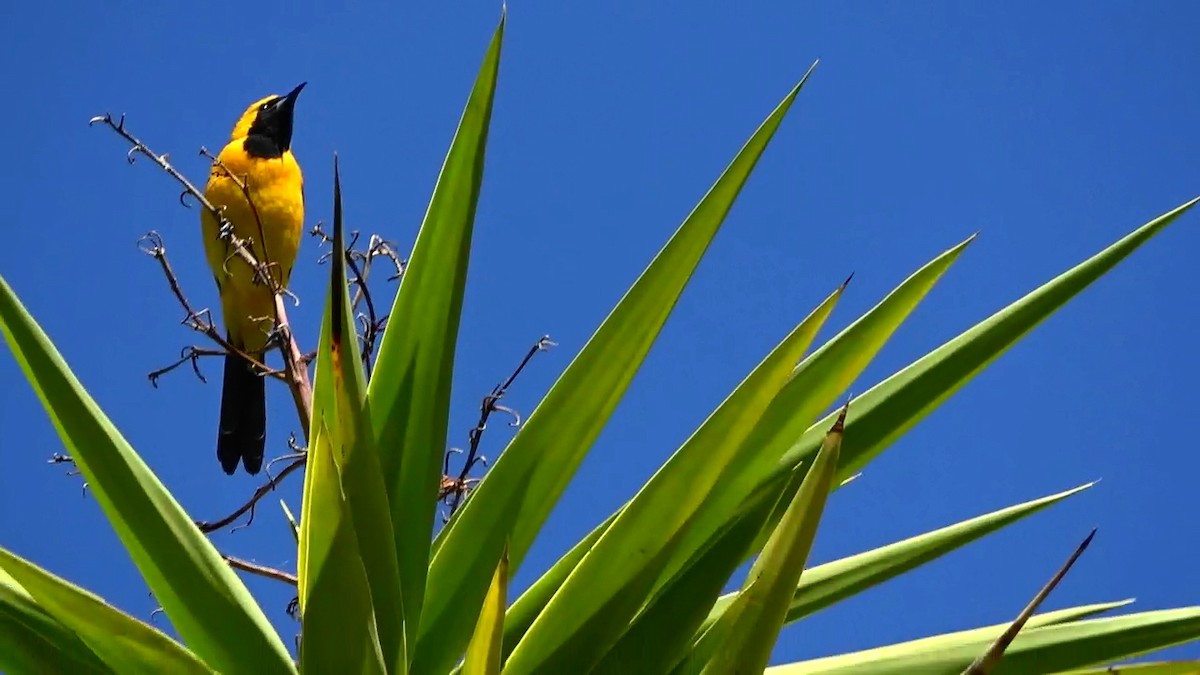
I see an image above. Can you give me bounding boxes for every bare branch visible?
[91,115,270,290]
[222,554,298,586]
[195,457,306,533]
[310,223,396,373]
[445,335,556,514]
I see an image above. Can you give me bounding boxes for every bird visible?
[200,83,306,475]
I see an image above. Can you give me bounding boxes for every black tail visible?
[217,352,266,475]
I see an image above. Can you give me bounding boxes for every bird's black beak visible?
[267,82,306,117]
[283,82,306,109]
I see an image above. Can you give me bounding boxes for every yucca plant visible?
[2,13,1198,675]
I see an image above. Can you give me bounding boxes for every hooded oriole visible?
[201,83,306,475]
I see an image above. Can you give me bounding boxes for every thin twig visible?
[344,252,381,372]
[137,233,288,386]
[272,292,313,435]
[445,335,556,515]
[147,345,221,386]
[310,223,397,372]
[47,454,88,494]
[137,232,271,374]
[91,115,270,288]
[222,554,298,586]
[195,458,307,533]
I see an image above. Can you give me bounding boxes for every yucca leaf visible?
[592,513,759,674]
[594,475,793,674]
[652,234,974,594]
[502,235,972,660]
[497,515,610,666]
[0,567,111,674]
[1005,600,1134,626]
[1053,661,1200,674]
[774,197,1199,519]
[299,159,403,674]
[0,611,110,675]
[296,310,331,613]
[705,482,1095,630]
[417,65,815,674]
[766,607,1200,674]
[697,406,845,674]
[0,276,295,674]
[365,11,503,654]
[504,283,843,673]
[462,546,508,675]
[755,603,1115,675]
[693,197,1198,587]
[281,500,299,544]
[0,547,208,674]
[613,476,1096,674]
[298,419,386,675]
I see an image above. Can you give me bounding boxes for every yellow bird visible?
[201,83,306,475]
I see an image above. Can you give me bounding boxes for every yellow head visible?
[228,82,306,159]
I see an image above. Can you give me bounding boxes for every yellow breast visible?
[201,140,304,351]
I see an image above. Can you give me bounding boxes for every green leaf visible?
[504,283,843,672]
[498,515,611,665]
[698,407,845,674]
[297,300,332,614]
[299,419,386,675]
[0,277,295,674]
[693,196,1198,590]
[281,500,299,544]
[652,234,975,598]
[503,235,973,661]
[765,607,1200,674]
[0,547,208,674]
[418,65,816,674]
[1053,661,1200,674]
[299,158,402,674]
[0,610,108,675]
[335,158,408,671]
[594,480,787,675]
[462,546,508,675]
[706,482,1096,630]
[1005,599,1134,627]
[774,197,1199,518]
[365,10,504,654]
[0,567,111,674]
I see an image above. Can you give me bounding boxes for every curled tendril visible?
[493,404,522,428]
[444,447,463,475]
[265,452,306,481]
[282,287,301,307]
[137,231,166,257]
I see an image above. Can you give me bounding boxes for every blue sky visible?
[2,1,1199,668]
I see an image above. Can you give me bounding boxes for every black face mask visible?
[244,82,306,159]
